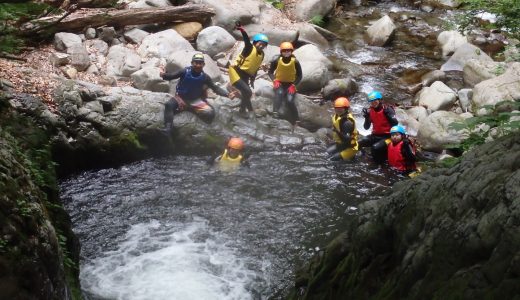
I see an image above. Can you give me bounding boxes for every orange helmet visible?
[334,97,350,108]
[279,42,294,51]
[227,137,244,150]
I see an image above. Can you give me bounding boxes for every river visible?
[60,2,447,299]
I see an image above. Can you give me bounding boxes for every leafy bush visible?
[458,0,520,38]
[0,3,51,53]
[310,15,325,27]
[448,100,520,152]
[265,0,284,10]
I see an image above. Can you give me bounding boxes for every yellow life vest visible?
[218,149,243,172]
[274,56,297,83]
[229,46,264,84]
[332,113,359,150]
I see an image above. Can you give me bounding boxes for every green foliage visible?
[458,0,520,38]
[0,3,52,53]
[57,231,76,269]
[265,0,284,10]
[448,101,520,152]
[0,238,7,253]
[310,15,325,27]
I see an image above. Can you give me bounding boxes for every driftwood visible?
[21,4,215,35]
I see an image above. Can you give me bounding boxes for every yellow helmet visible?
[279,42,294,51]
[334,97,350,108]
[227,137,244,150]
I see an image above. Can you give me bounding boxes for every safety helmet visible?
[334,97,350,108]
[367,90,383,102]
[252,33,269,44]
[191,53,205,63]
[279,42,294,51]
[390,125,406,135]
[228,137,244,150]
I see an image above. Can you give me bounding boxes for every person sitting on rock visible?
[387,125,419,177]
[160,53,237,133]
[214,137,249,172]
[358,90,398,164]
[267,41,302,125]
[327,97,359,161]
[228,22,268,118]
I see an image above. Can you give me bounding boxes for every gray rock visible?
[472,62,520,109]
[124,28,150,44]
[196,26,236,58]
[417,110,468,152]
[417,81,457,112]
[97,27,117,43]
[54,32,82,52]
[50,52,70,67]
[366,15,396,47]
[294,0,336,22]
[66,44,91,71]
[441,43,493,72]
[85,28,96,39]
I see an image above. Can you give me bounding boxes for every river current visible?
[60,2,448,299]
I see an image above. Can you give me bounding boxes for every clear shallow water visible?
[60,152,392,299]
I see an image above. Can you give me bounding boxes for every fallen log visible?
[21,4,215,35]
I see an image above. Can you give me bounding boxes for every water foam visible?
[81,218,255,300]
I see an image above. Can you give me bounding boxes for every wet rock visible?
[421,70,446,87]
[293,44,333,92]
[437,31,467,58]
[321,77,358,101]
[366,15,396,47]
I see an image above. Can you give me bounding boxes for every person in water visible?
[267,41,303,125]
[387,125,419,177]
[358,90,398,164]
[214,137,248,171]
[228,22,268,118]
[327,97,359,161]
[160,53,237,133]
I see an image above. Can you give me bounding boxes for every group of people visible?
[326,92,419,177]
[158,25,418,176]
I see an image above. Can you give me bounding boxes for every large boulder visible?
[366,15,396,47]
[437,30,467,57]
[395,107,420,136]
[417,110,468,152]
[441,43,493,72]
[194,0,262,30]
[427,0,462,8]
[196,26,236,58]
[66,44,91,71]
[321,78,358,101]
[106,45,142,77]
[173,22,203,40]
[131,67,170,92]
[53,32,82,52]
[293,44,333,92]
[293,0,336,22]
[463,59,504,87]
[416,81,457,112]
[472,62,520,109]
[138,29,193,59]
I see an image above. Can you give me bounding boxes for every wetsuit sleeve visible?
[363,112,372,130]
[401,139,417,166]
[384,106,399,126]
[240,30,253,58]
[268,57,279,80]
[294,60,303,85]
[339,118,355,145]
[161,69,184,81]
[205,75,229,97]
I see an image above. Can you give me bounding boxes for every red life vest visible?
[388,140,416,171]
[369,105,393,135]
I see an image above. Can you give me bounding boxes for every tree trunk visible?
[21,4,214,35]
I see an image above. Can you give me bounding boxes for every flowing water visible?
[61,153,392,299]
[60,3,450,299]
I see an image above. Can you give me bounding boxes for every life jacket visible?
[369,104,394,135]
[229,46,264,84]
[388,140,417,171]
[332,112,358,150]
[218,149,243,172]
[176,67,206,101]
[274,56,297,83]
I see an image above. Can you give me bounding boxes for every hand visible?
[273,80,281,89]
[235,21,245,32]
[175,97,186,110]
[288,84,296,94]
[228,90,238,99]
[362,107,369,118]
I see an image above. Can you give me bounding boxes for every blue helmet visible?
[252,33,269,44]
[367,90,383,102]
[390,125,406,135]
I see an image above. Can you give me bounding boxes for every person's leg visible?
[286,92,299,124]
[232,79,253,113]
[273,86,283,116]
[163,97,179,130]
[358,135,375,148]
[371,137,390,164]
